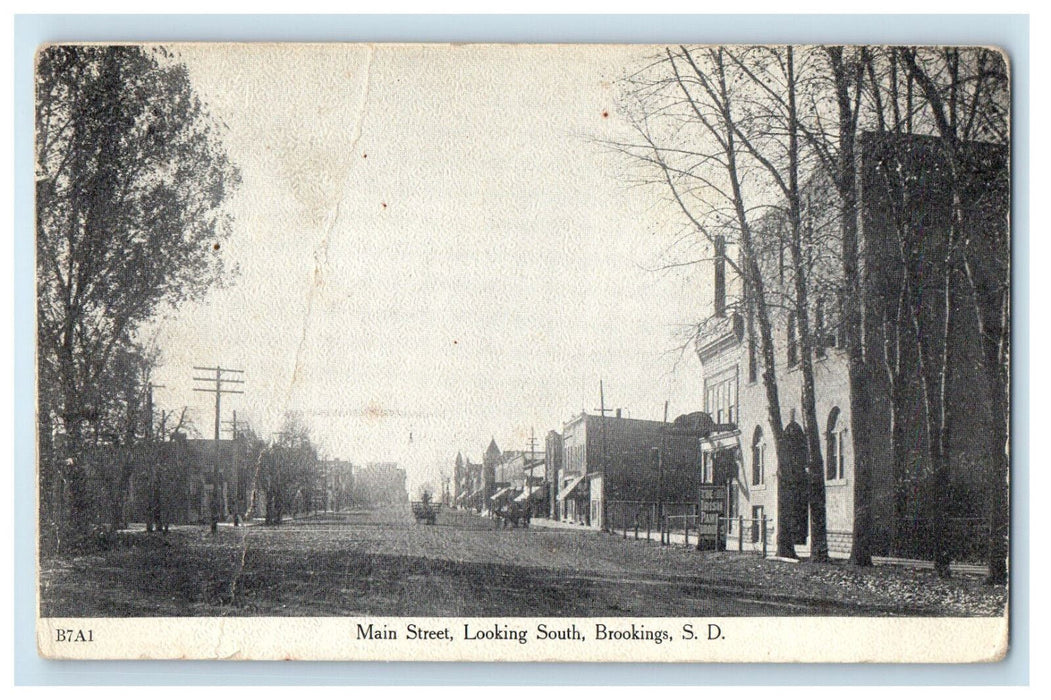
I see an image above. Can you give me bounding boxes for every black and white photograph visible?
[33,42,1010,662]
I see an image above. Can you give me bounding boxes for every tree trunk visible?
[889,375,911,554]
[703,48,792,559]
[985,405,1009,585]
[785,46,829,563]
[60,406,94,542]
[962,263,1009,585]
[839,142,875,567]
[825,46,875,567]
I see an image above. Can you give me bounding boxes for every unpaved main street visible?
[39,508,1005,617]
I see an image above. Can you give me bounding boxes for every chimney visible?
[714,234,726,317]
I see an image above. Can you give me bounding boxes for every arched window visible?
[826,407,846,481]
[751,426,765,486]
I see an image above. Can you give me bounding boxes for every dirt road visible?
[38,507,1005,617]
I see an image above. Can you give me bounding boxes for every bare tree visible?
[259,412,319,525]
[785,45,879,566]
[716,45,834,562]
[874,47,1009,580]
[617,46,811,558]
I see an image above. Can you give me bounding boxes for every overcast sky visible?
[148,44,711,494]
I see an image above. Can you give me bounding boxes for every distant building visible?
[453,451,486,512]
[544,430,563,519]
[354,462,408,505]
[319,458,355,511]
[453,451,476,509]
[481,438,501,510]
[489,449,545,513]
[453,452,467,505]
[125,434,257,525]
[558,412,706,530]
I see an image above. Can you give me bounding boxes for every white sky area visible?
[147,44,712,495]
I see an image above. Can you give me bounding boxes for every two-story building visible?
[557,411,706,530]
[693,131,1007,558]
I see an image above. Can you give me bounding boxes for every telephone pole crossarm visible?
[191,364,245,528]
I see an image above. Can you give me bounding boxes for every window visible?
[751,426,765,486]
[751,505,764,543]
[704,367,738,426]
[787,312,799,367]
[826,407,846,481]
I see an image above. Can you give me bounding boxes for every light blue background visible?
[14,13,1029,686]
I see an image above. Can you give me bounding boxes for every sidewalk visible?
[532,518,991,576]
[532,517,708,548]
[530,516,592,531]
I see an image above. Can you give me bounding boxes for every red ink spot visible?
[381,202,387,209]
[362,153,367,158]
[602,110,609,118]
[212,243,220,251]
[453,340,458,345]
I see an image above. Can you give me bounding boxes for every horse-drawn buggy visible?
[492,501,533,529]
[411,500,442,525]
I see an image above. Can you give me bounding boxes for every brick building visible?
[693,132,1007,558]
[557,412,706,530]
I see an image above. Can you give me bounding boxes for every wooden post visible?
[634,514,639,540]
[738,515,744,552]
[684,518,689,548]
[646,513,651,542]
[761,516,768,558]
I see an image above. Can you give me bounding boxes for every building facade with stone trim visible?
[694,132,1006,559]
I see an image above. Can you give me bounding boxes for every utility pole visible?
[594,380,613,418]
[222,410,242,524]
[193,365,244,531]
[593,380,613,529]
[526,426,539,500]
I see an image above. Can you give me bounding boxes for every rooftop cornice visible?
[695,312,744,365]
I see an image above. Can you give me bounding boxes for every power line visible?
[192,365,244,529]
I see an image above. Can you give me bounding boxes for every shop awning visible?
[700,430,741,452]
[558,475,587,501]
[515,485,548,503]
[489,486,518,502]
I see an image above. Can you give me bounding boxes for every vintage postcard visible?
[34,43,1010,662]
